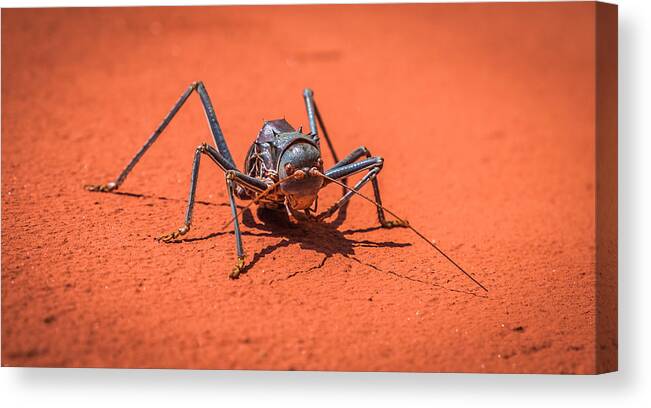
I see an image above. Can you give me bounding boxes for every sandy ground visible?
[2,3,613,373]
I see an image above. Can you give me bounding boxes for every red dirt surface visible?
[2,3,611,373]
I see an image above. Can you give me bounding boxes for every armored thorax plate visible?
[246,119,318,179]
[256,119,295,143]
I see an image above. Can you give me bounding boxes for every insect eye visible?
[284,163,295,175]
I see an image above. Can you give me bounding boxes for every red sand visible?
[1,4,613,373]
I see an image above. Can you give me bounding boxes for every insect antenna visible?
[312,170,488,292]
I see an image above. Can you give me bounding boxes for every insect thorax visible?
[242,119,315,207]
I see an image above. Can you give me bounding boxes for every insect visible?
[86,82,487,291]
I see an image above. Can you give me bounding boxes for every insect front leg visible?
[225,175,245,279]
[317,155,408,228]
[155,143,266,241]
[220,168,272,279]
[155,144,267,278]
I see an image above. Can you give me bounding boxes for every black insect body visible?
[86,82,486,291]
[86,83,406,279]
[240,119,325,212]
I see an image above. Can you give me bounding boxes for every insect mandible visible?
[85,82,487,291]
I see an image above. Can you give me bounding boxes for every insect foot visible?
[229,256,246,279]
[84,182,117,193]
[155,224,190,243]
[382,219,410,228]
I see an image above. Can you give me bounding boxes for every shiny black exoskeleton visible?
[240,119,325,212]
[86,83,406,278]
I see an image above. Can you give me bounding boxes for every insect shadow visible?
[85,84,487,291]
[171,201,412,279]
[103,192,482,295]
[111,190,228,208]
[176,206,485,297]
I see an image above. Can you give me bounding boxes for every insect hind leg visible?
[303,88,342,166]
[85,81,238,193]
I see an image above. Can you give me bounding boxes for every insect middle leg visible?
[155,143,268,278]
[317,154,408,228]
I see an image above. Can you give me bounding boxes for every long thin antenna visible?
[313,170,488,292]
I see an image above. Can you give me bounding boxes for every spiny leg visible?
[86,81,237,192]
[329,147,399,226]
[300,146,376,224]
[223,168,272,278]
[226,176,245,279]
[156,144,267,243]
[155,144,204,242]
[319,155,408,228]
[84,80,265,276]
[317,166,380,221]
[330,146,371,170]
[154,144,267,278]
[303,87,353,227]
[302,89,321,149]
[303,90,399,225]
[318,157,382,221]
[313,146,374,227]
[303,88,345,183]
